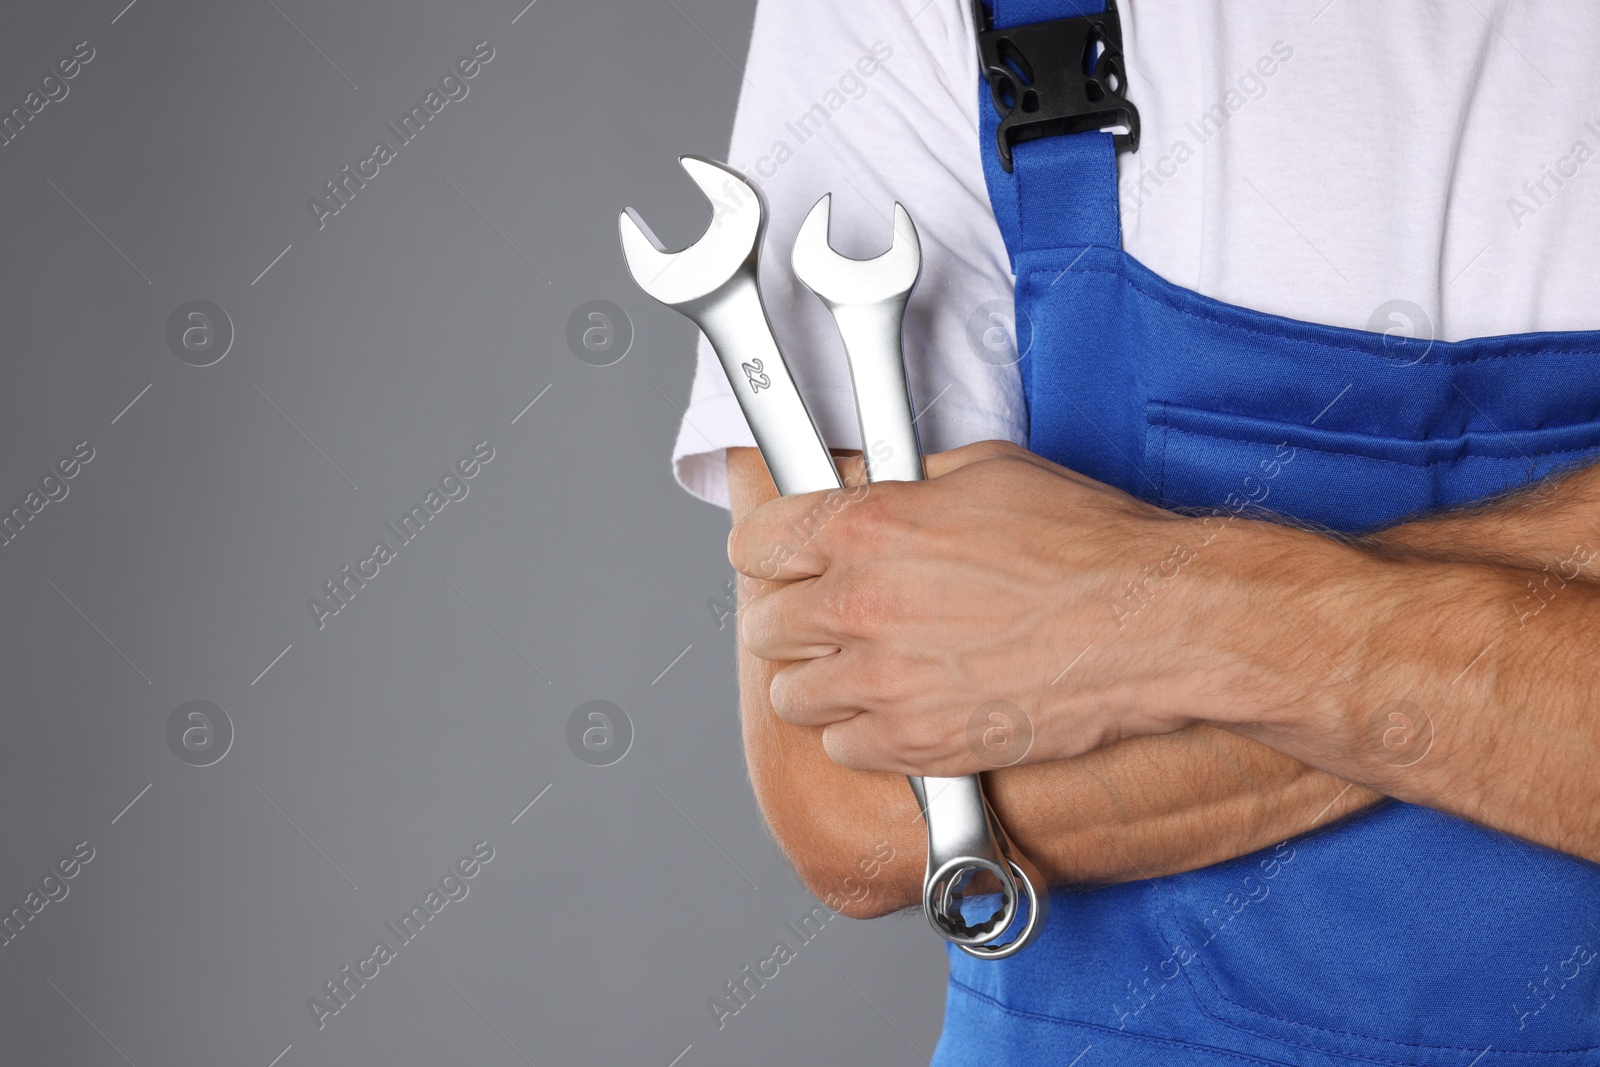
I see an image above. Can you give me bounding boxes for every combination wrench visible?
[618,157,1043,958]
[790,193,1046,958]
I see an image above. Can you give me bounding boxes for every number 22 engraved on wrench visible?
[742,358,770,392]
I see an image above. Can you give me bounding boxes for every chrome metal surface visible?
[792,194,1048,958]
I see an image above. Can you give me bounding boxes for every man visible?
[671,0,1600,1060]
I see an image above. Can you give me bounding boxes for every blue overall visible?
[937,3,1600,1063]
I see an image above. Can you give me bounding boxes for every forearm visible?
[981,725,1373,886]
[1004,467,1600,875]
[1372,461,1600,567]
[1197,504,1600,860]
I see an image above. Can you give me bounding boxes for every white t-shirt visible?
[672,0,1600,508]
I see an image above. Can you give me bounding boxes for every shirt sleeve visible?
[670,0,1025,509]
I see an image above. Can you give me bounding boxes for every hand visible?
[728,440,1267,776]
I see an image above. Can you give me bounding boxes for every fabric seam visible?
[1156,421,1600,469]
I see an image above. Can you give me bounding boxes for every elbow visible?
[794,839,914,920]
[757,801,919,920]
[796,839,912,920]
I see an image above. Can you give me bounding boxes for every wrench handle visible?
[696,277,841,496]
[827,301,923,481]
[825,299,1048,958]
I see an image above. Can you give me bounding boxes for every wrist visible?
[1186,514,1527,797]
[1163,514,1376,738]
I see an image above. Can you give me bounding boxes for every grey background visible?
[0,1,947,1064]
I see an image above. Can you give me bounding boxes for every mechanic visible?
[671,1,1600,1062]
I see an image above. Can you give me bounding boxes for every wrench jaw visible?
[618,155,767,313]
[791,194,922,309]
[793,194,925,484]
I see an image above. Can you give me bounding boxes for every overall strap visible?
[976,0,1128,265]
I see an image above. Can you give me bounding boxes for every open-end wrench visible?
[791,194,1047,959]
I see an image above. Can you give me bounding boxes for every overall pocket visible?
[1147,399,1600,533]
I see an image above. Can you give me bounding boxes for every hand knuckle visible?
[820,727,859,768]
[768,669,809,722]
[905,715,948,758]
[738,596,773,651]
[878,714,946,767]
[855,656,910,709]
[851,484,902,537]
[817,582,877,640]
[727,520,757,571]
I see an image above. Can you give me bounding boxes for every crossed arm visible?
[728,446,1378,917]
[726,444,1600,918]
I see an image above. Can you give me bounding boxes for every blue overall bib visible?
[937,3,1600,1063]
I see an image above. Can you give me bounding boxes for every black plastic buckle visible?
[974,0,1141,172]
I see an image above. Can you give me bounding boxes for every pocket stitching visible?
[1156,400,1171,506]
[1156,409,1600,469]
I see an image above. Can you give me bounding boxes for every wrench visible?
[791,193,1047,959]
